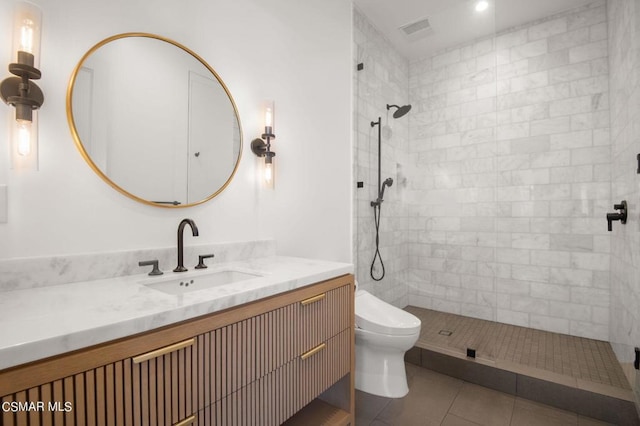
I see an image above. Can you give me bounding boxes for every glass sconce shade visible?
[251,101,276,188]
[13,2,42,63]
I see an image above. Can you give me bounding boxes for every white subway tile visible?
[550,267,593,286]
[511,201,550,217]
[531,250,571,268]
[549,164,594,183]
[529,17,568,40]
[511,295,550,314]
[531,282,571,301]
[570,75,608,96]
[549,96,594,117]
[496,29,529,49]
[497,185,531,201]
[530,315,570,334]
[433,49,461,69]
[549,62,592,83]
[571,287,609,307]
[571,252,610,271]
[497,248,531,265]
[530,150,572,168]
[510,71,549,92]
[567,5,607,31]
[548,28,590,52]
[549,301,591,320]
[569,321,608,340]
[511,104,550,123]
[511,169,550,185]
[530,116,572,136]
[512,233,551,250]
[571,146,610,165]
[530,218,573,234]
[528,50,570,72]
[511,39,549,62]
[497,309,530,327]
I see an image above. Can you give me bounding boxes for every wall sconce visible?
[250,101,276,188]
[0,1,44,170]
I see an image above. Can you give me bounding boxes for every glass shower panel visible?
[493,0,613,368]
[403,2,499,362]
[353,9,411,308]
[353,1,499,362]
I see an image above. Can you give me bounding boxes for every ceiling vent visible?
[399,17,432,36]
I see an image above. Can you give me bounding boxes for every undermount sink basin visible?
[142,269,262,295]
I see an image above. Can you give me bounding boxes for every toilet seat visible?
[355,290,421,336]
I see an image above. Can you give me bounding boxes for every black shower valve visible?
[606,200,627,232]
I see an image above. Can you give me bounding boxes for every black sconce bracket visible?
[0,51,44,122]
[251,133,276,161]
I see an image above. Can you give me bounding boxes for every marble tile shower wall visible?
[607,0,640,395]
[406,1,612,340]
[353,8,410,307]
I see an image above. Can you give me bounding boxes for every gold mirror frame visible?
[66,33,243,208]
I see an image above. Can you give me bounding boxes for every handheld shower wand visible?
[371,177,393,207]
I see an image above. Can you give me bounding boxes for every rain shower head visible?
[387,104,412,119]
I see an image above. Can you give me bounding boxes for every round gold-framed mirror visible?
[66,33,242,208]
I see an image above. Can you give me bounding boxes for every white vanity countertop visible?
[0,256,353,370]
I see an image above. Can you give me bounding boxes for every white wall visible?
[0,0,352,263]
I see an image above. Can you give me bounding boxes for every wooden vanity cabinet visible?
[0,274,354,426]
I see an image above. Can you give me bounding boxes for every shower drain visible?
[438,330,453,336]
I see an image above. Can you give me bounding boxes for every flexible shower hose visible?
[370,203,386,281]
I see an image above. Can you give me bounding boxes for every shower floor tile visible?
[404,306,631,391]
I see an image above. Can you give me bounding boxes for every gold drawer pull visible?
[301,293,326,306]
[133,338,195,364]
[301,343,326,360]
[174,415,196,426]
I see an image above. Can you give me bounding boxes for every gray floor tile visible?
[510,397,578,426]
[441,414,482,426]
[355,390,392,425]
[375,368,463,426]
[449,382,515,426]
[354,363,628,426]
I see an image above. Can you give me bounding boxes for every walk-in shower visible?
[369,104,411,281]
[354,0,640,417]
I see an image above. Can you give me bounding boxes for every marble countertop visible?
[0,256,353,370]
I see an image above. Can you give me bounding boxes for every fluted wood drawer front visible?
[196,283,352,406]
[130,340,197,426]
[194,328,351,426]
[296,284,351,362]
[294,328,351,415]
[1,341,197,426]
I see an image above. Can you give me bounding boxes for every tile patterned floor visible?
[355,364,614,425]
[404,306,630,390]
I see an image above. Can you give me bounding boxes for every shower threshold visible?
[404,306,639,425]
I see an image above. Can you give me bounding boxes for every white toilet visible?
[355,289,421,398]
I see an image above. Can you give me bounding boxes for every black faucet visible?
[174,218,199,272]
[606,201,627,232]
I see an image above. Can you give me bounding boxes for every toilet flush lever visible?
[606,200,627,232]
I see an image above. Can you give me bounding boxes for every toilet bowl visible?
[355,289,421,398]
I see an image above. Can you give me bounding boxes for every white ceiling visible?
[353,0,596,60]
